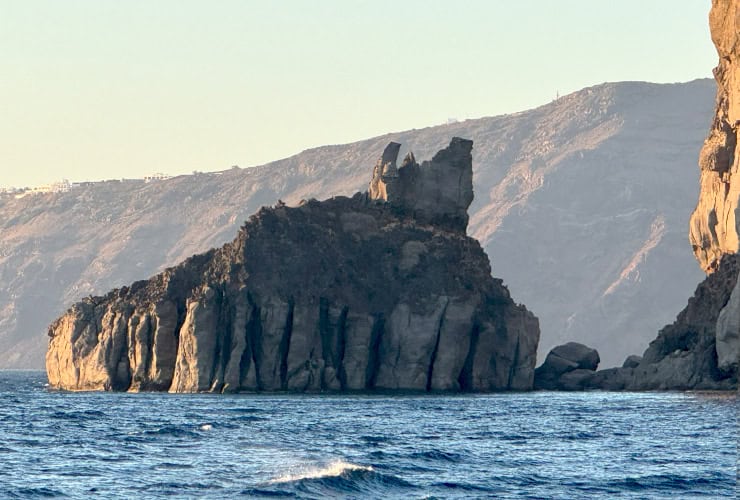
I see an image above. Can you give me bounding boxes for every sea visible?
[0,371,736,499]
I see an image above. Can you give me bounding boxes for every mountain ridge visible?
[0,79,713,368]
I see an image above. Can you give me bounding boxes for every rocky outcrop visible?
[621,355,642,369]
[46,139,540,393]
[0,80,713,370]
[533,342,600,390]
[715,266,739,374]
[555,255,739,391]
[368,138,474,232]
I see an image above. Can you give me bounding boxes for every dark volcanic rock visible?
[533,342,600,390]
[368,137,474,232]
[570,254,739,391]
[0,80,715,370]
[46,139,540,393]
[586,255,739,391]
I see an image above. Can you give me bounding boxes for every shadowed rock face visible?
[369,137,474,232]
[46,138,540,393]
[533,342,600,390]
[541,255,738,391]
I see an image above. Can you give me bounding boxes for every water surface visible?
[1,371,735,498]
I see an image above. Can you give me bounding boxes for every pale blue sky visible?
[0,0,716,187]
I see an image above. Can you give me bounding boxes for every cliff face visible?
[539,1,740,391]
[680,0,740,384]
[616,0,740,389]
[46,139,540,393]
[690,1,740,273]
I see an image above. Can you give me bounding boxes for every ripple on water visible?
[408,449,464,463]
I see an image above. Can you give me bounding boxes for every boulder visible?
[534,342,600,390]
[622,355,642,369]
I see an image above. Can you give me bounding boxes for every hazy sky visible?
[0,0,716,188]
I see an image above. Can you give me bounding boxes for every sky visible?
[0,0,717,188]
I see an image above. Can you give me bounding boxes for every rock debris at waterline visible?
[46,138,540,393]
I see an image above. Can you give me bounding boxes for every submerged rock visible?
[46,138,540,393]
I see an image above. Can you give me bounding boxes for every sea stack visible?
[46,138,540,393]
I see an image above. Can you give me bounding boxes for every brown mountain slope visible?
[0,79,712,368]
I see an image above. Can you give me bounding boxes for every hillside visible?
[0,79,713,368]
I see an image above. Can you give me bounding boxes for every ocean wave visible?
[4,487,66,498]
[225,407,265,414]
[125,424,202,441]
[609,472,733,492]
[234,415,268,422]
[269,460,374,484]
[50,409,105,421]
[266,460,414,497]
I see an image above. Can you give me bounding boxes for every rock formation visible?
[368,140,474,232]
[538,1,740,391]
[533,342,600,390]
[538,255,738,391]
[616,0,740,389]
[689,0,740,273]
[0,80,713,370]
[46,138,540,393]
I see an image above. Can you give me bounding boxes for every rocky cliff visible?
[0,80,713,369]
[689,1,740,273]
[46,139,540,393]
[625,0,740,389]
[537,1,739,391]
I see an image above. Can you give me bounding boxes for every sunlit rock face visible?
[686,0,740,384]
[690,0,740,273]
[46,139,540,393]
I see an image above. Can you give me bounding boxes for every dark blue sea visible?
[0,371,736,499]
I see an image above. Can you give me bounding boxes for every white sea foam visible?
[199,424,213,431]
[269,460,373,483]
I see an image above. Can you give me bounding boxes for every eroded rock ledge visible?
[46,138,540,393]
